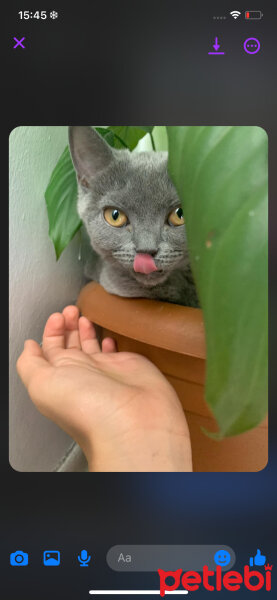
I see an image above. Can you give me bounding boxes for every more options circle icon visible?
[244,37,261,54]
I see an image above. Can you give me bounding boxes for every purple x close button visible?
[13,37,25,49]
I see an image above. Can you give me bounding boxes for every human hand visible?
[16,306,192,472]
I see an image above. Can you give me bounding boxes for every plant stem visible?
[150,132,156,151]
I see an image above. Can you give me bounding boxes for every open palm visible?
[17,306,191,471]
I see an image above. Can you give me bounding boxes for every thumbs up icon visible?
[249,549,266,567]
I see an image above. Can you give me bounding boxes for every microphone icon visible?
[78,549,91,567]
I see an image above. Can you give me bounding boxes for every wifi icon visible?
[230,10,241,19]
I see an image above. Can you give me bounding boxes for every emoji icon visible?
[214,549,231,567]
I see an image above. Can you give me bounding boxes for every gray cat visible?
[69,126,198,307]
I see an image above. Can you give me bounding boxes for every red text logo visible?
[158,565,272,595]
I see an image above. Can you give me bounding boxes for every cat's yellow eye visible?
[168,207,185,226]
[104,207,128,227]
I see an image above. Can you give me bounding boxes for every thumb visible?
[16,340,50,389]
[256,549,261,555]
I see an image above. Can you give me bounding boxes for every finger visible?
[102,337,117,353]
[62,305,81,349]
[79,316,101,355]
[25,339,44,357]
[17,340,51,389]
[42,312,65,360]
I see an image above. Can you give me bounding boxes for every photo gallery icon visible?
[43,551,60,566]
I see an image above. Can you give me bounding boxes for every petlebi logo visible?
[158,549,273,595]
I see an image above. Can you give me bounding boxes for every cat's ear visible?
[69,126,113,188]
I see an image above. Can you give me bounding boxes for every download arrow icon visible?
[208,36,225,55]
[213,37,220,50]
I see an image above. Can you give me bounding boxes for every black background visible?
[5,1,277,598]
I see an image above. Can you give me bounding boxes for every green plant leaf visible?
[139,126,155,134]
[45,146,81,259]
[95,127,128,149]
[109,126,153,150]
[167,126,268,437]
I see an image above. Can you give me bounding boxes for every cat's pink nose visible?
[133,253,158,274]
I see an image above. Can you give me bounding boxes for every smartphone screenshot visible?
[6,2,275,598]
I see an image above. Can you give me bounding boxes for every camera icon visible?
[10,551,29,566]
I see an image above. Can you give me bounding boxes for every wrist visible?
[86,428,192,472]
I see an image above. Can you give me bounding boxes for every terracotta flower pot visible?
[77,282,268,472]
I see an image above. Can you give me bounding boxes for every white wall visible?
[9,126,86,472]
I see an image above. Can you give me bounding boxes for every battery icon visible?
[245,10,263,19]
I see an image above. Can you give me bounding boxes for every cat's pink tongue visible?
[133,253,158,274]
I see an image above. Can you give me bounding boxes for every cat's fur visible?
[69,126,198,307]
